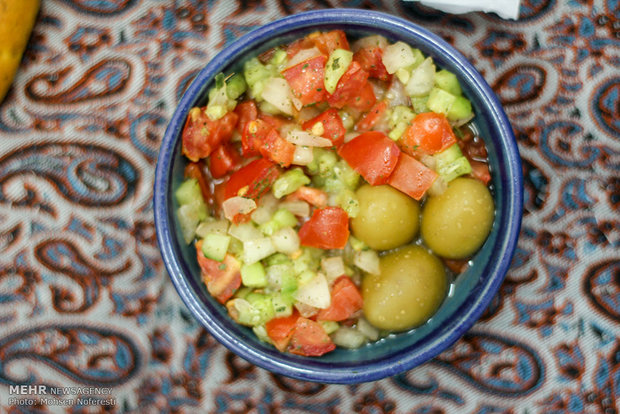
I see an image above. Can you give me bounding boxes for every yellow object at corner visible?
[0,0,40,102]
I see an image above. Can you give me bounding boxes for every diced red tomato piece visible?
[444,258,470,274]
[402,112,457,156]
[327,61,370,109]
[243,119,295,167]
[301,108,346,146]
[182,108,239,161]
[469,160,491,185]
[266,312,300,352]
[348,82,377,112]
[258,113,289,131]
[316,276,363,322]
[309,30,350,55]
[387,152,438,200]
[298,207,349,249]
[337,131,400,186]
[209,143,242,179]
[235,101,258,138]
[184,161,213,207]
[288,317,336,357]
[286,37,316,59]
[287,186,328,208]
[353,46,391,81]
[224,158,280,200]
[282,55,327,106]
[355,100,388,132]
[195,242,241,304]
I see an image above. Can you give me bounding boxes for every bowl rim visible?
[154,8,523,383]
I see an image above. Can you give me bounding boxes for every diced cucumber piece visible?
[319,320,340,335]
[258,100,281,115]
[410,48,425,69]
[246,293,275,325]
[388,122,408,141]
[331,326,367,348]
[228,222,263,242]
[447,96,473,121]
[228,238,244,256]
[395,66,413,85]
[196,220,228,238]
[382,41,416,74]
[175,178,204,206]
[272,294,294,317]
[336,189,360,218]
[225,72,247,100]
[244,58,271,87]
[201,233,231,262]
[205,104,227,120]
[427,87,457,115]
[434,69,462,96]
[260,208,298,236]
[241,262,267,287]
[269,48,288,67]
[388,105,415,129]
[438,156,472,182]
[324,49,353,94]
[434,143,464,165]
[242,238,276,264]
[406,57,435,97]
[253,325,272,343]
[280,271,298,296]
[177,201,205,244]
[272,168,311,199]
[348,235,367,252]
[411,96,429,114]
[293,247,323,275]
[265,253,292,267]
[322,160,360,193]
[234,286,252,299]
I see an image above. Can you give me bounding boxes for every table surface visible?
[0,0,618,412]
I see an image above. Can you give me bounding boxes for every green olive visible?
[362,245,447,331]
[351,185,420,251]
[421,177,494,259]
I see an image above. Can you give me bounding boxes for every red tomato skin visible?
[337,131,400,186]
[387,152,438,201]
[224,158,280,200]
[209,143,242,179]
[298,207,350,249]
[353,47,391,81]
[402,112,457,155]
[311,30,350,55]
[301,108,346,146]
[355,100,388,132]
[259,128,296,167]
[266,312,300,352]
[286,186,328,208]
[282,55,327,106]
[235,101,258,137]
[327,61,370,109]
[286,37,315,59]
[469,160,492,185]
[182,108,238,161]
[288,317,336,357]
[316,276,363,322]
[348,82,377,112]
[195,244,241,304]
[184,161,213,208]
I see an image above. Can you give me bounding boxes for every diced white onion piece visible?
[271,227,300,254]
[279,200,310,217]
[294,302,319,318]
[286,130,332,147]
[356,317,380,341]
[406,57,435,97]
[242,237,276,265]
[285,47,322,69]
[196,220,229,238]
[293,145,314,165]
[266,263,292,289]
[351,35,389,52]
[298,106,322,123]
[331,326,367,349]
[251,193,278,224]
[369,80,385,101]
[344,132,359,143]
[354,250,380,274]
[291,96,303,111]
[294,272,331,309]
[419,154,437,170]
[222,197,257,221]
[385,78,409,107]
[261,77,294,116]
[321,256,345,281]
[382,41,416,74]
[228,222,263,242]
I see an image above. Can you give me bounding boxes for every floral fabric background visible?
[0,0,618,412]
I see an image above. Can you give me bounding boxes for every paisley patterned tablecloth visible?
[0,0,618,412]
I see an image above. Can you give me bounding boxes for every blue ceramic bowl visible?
[154,9,523,383]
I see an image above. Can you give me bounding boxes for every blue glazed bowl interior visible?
[154,9,523,383]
